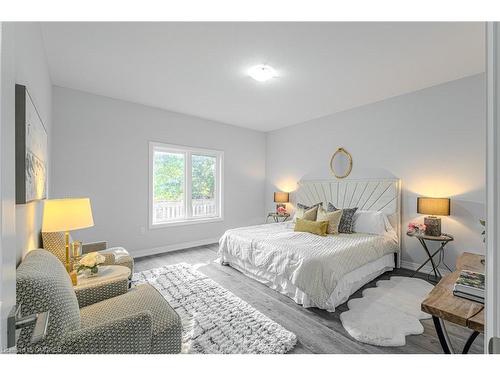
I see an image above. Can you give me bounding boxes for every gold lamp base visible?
[65,231,78,285]
[65,231,71,272]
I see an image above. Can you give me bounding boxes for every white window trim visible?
[148,142,224,229]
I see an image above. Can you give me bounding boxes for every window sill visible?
[150,216,224,229]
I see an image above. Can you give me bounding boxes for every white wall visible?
[52,75,485,268]
[266,74,486,269]
[13,23,53,263]
[0,22,52,349]
[51,87,266,256]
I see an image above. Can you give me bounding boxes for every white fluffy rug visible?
[132,263,297,354]
[340,277,433,346]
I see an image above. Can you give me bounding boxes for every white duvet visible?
[218,222,398,309]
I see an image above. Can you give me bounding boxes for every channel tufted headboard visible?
[295,178,402,267]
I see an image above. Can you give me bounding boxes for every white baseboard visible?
[133,237,220,259]
[400,259,451,276]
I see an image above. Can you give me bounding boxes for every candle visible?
[72,241,82,258]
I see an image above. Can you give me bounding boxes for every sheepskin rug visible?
[339,277,433,346]
[132,263,297,354]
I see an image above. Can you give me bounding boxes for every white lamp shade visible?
[42,198,94,232]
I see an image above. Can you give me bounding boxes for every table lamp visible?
[42,198,94,272]
[274,192,289,213]
[417,197,450,236]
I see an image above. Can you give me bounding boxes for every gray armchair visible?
[16,250,182,354]
[41,231,134,276]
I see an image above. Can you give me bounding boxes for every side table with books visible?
[453,269,485,303]
[421,252,484,354]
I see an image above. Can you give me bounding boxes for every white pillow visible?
[353,210,388,235]
[386,212,398,232]
[384,213,397,233]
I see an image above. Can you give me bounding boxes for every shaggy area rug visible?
[339,276,433,346]
[132,263,297,354]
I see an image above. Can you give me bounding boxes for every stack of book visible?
[453,270,485,304]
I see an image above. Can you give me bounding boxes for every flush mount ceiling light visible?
[248,64,277,82]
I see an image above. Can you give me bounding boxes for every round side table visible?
[406,231,454,282]
[267,212,291,223]
[74,265,131,307]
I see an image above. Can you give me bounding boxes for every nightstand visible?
[267,212,291,223]
[406,231,454,282]
[74,265,131,307]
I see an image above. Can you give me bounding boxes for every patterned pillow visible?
[327,203,358,234]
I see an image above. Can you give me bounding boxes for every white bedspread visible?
[218,222,398,308]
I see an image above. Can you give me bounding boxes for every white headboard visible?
[295,178,402,266]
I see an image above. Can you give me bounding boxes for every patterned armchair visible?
[42,231,134,277]
[16,250,182,354]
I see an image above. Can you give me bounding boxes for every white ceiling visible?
[40,22,485,132]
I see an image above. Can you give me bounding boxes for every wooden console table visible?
[421,252,484,354]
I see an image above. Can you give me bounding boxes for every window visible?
[149,142,223,227]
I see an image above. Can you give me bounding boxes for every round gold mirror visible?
[330,147,352,179]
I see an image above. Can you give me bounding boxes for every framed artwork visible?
[15,84,48,204]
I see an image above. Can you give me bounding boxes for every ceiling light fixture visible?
[248,64,277,82]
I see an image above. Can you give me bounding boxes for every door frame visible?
[0,21,18,352]
[0,20,3,350]
[486,21,500,353]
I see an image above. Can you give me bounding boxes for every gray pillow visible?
[328,203,358,234]
[297,202,323,210]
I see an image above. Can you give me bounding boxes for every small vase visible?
[84,267,99,277]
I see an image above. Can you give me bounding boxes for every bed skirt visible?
[218,253,395,312]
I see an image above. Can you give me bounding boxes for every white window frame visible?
[149,142,224,229]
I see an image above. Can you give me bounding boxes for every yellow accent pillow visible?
[294,218,329,236]
[294,206,319,221]
[316,207,343,234]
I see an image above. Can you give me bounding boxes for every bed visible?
[218,178,401,311]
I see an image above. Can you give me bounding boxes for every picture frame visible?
[15,84,48,204]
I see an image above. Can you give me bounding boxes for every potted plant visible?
[407,222,426,235]
[77,252,106,277]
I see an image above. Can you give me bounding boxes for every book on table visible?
[452,290,484,304]
[453,269,485,300]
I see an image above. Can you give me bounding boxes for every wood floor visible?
[135,245,484,354]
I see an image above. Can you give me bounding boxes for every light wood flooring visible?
[135,244,484,354]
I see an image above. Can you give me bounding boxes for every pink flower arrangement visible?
[408,222,426,234]
[277,206,287,214]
